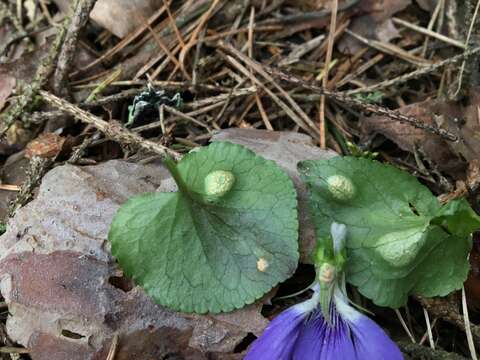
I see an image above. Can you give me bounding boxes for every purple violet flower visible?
[245,223,403,360]
[245,285,403,360]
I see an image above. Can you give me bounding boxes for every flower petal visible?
[349,314,404,359]
[335,290,403,360]
[331,222,347,255]
[245,290,319,360]
[292,309,356,360]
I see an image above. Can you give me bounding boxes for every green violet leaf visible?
[109,141,299,313]
[298,156,480,308]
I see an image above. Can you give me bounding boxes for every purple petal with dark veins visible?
[335,291,404,360]
[245,284,403,360]
[292,309,356,360]
[348,313,404,359]
[245,290,319,360]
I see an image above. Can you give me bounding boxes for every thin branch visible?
[8,157,53,217]
[53,0,98,96]
[346,46,480,95]
[39,91,181,160]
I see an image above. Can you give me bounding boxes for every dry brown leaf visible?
[376,19,402,43]
[90,0,165,38]
[25,133,65,159]
[360,98,468,176]
[361,89,480,179]
[52,0,165,38]
[338,0,410,54]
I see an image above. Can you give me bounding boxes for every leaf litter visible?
[0,0,479,359]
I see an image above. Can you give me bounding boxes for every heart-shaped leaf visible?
[109,141,299,313]
[299,156,480,308]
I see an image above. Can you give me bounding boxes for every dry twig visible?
[345,46,480,95]
[53,0,98,96]
[8,157,53,217]
[40,91,180,160]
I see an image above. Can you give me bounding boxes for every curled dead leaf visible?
[361,98,467,176]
